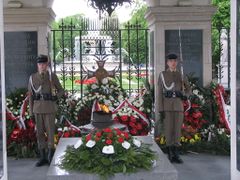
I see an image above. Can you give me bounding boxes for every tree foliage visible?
[211,0,230,78]
[121,4,148,65]
[51,14,86,63]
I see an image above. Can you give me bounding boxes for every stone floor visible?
[7,152,230,180]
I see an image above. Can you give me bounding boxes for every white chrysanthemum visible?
[102,78,108,84]
[91,84,98,89]
[193,89,199,95]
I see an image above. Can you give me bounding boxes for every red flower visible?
[106,139,112,145]
[191,104,199,108]
[86,134,92,141]
[136,123,143,130]
[123,132,129,139]
[114,128,122,135]
[10,128,22,142]
[26,119,35,129]
[63,131,70,137]
[58,131,63,138]
[107,133,113,138]
[96,131,102,137]
[118,137,124,143]
[121,115,128,122]
[184,111,189,116]
[103,128,112,133]
[192,112,202,119]
[129,122,136,128]
[130,116,136,123]
[95,137,100,141]
[114,116,119,121]
[130,128,137,135]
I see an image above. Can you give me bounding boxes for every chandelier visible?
[88,0,133,16]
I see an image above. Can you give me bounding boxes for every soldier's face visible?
[167,59,178,70]
[37,62,48,73]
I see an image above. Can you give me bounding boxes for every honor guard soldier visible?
[158,53,191,163]
[28,55,64,166]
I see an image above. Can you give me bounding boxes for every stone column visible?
[145,0,216,124]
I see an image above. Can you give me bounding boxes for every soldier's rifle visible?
[178,27,191,112]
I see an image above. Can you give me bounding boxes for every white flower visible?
[193,89,199,95]
[86,140,96,148]
[133,139,141,147]
[74,139,83,149]
[114,102,120,106]
[63,127,68,131]
[57,128,63,132]
[122,141,131,149]
[91,84,98,89]
[102,145,114,154]
[139,107,144,111]
[109,106,114,112]
[102,78,108,84]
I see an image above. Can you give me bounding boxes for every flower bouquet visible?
[60,128,156,179]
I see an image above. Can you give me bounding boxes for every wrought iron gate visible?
[51,17,149,97]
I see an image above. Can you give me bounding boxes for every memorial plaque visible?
[4,31,38,93]
[237,0,240,171]
[165,30,203,85]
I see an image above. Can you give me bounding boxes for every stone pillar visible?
[145,0,216,124]
[3,0,55,92]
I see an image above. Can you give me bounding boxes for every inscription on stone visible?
[165,30,203,85]
[4,31,38,93]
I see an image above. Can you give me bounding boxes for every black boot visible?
[36,149,48,167]
[172,146,183,164]
[167,146,174,163]
[47,148,55,165]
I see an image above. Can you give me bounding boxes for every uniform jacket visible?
[158,69,191,112]
[28,71,64,115]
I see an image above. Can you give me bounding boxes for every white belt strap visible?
[160,72,174,90]
[30,75,41,93]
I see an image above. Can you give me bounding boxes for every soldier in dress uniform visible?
[28,55,64,167]
[158,53,191,163]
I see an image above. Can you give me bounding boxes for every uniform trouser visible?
[163,111,184,146]
[35,113,55,149]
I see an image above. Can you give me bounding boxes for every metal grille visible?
[51,17,149,97]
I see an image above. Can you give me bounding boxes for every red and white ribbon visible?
[112,99,150,126]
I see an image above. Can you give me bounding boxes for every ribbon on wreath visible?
[112,99,150,126]
[212,84,230,131]
[6,95,29,130]
[60,115,81,134]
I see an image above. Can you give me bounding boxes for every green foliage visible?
[211,0,230,77]
[61,128,157,179]
[51,14,86,63]
[212,0,230,28]
[181,127,230,155]
[121,4,148,65]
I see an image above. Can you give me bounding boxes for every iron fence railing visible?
[51,18,149,97]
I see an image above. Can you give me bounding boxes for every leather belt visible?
[33,93,57,101]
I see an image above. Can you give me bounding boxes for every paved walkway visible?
[7,152,230,180]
